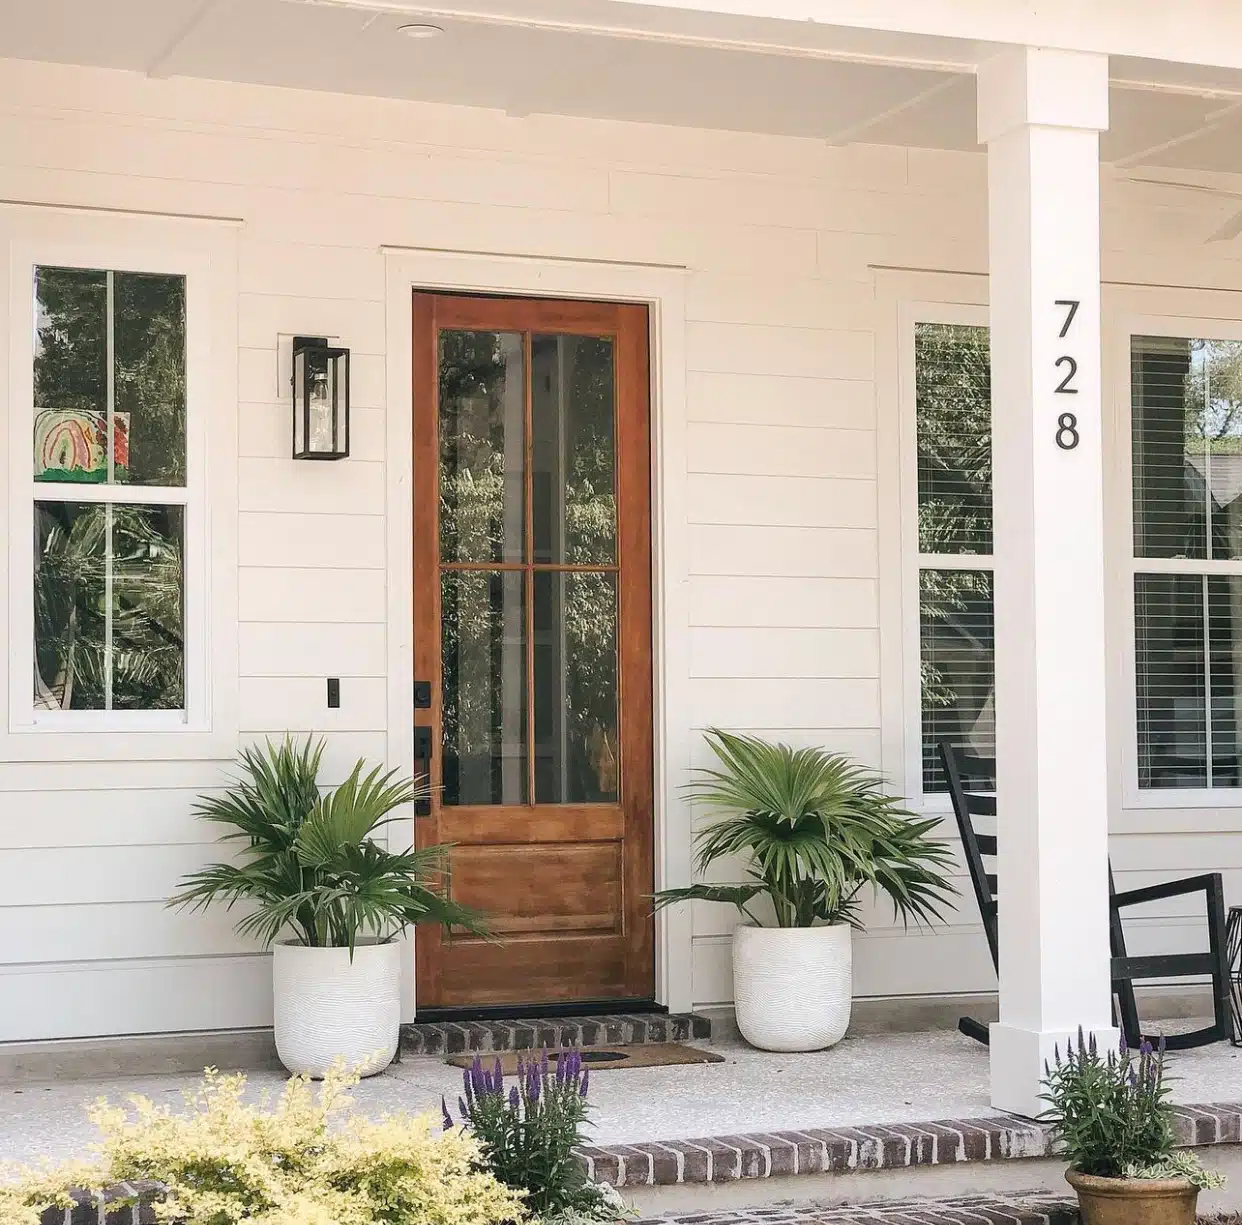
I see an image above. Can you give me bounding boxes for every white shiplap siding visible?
[0,53,1235,1037]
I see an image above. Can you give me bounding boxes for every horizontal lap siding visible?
[0,57,954,1036]
[1,57,1233,1038]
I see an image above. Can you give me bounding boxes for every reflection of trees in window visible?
[31,264,188,714]
[914,322,994,791]
[915,323,991,555]
[1134,336,1242,789]
[34,503,184,711]
[438,331,522,563]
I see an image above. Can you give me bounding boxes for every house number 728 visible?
[1053,298,1080,450]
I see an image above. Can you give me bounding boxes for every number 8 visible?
[1056,412,1079,451]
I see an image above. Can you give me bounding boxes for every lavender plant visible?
[1041,1028,1222,1188]
[444,1050,606,1218]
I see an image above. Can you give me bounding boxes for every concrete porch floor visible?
[4,1024,1242,1170]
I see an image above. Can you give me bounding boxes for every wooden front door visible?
[412,293,654,1011]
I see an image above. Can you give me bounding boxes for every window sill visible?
[0,723,236,762]
[1121,786,1242,811]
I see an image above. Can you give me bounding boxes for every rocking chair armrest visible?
[1111,872,1224,910]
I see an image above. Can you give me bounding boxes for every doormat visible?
[446,1042,724,1074]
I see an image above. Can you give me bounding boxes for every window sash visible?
[9,241,205,734]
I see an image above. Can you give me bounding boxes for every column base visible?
[989,1021,1119,1118]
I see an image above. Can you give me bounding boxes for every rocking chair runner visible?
[939,741,1232,1050]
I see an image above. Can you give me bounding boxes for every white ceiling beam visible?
[1115,97,1242,168]
[147,0,230,79]
[822,72,966,145]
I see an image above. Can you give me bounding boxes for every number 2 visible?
[1055,355,1078,394]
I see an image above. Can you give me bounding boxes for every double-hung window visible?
[1131,331,1242,790]
[911,317,995,794]
[28,263,189,720]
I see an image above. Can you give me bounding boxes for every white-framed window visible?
[898,300,994,800]
[1,213,238,756]
[1118,313,1242,802]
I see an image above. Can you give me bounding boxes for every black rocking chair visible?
[939,740,1232,1050]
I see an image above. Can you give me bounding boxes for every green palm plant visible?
[653,730,956,929]
[170,737,485,951]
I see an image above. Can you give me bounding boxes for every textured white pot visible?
[732,923,852,1052]
[272,939,401,1078]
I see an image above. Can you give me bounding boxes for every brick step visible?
[637,1192,1079,1224]
[575,1101,1242,1190]
[400,1011,711,1056]
[576,1113,1050,1189]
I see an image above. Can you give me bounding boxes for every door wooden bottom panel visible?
[432,936,633,1008]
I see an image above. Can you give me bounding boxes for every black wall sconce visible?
[292,336,350,460]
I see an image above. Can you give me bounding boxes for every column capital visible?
[977,46,1109,144]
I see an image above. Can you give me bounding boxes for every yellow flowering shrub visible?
[0,1064,527,1225]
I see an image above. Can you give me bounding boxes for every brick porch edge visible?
[399,1012,712,1056]
[35,1102,1242,1222]
[572,1101,1242,1188]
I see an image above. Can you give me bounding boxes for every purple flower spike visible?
[471,1054,486,1096]
[458,1094,469,1120]
[441,1095,454,1130]
[1140,1039,1153,1057]
[541,1048,550,1081]
[462,1066,475,1107]
[494,1057,504,1094]
[580,1066,590,1098]
[1119,1031,1128,1058]
[556,1052,567,1085]
[509,1084,520,1111]
[529,1071,541,1102]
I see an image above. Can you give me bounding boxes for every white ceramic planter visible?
[732,923,852,1052]
[272,939,401,1078]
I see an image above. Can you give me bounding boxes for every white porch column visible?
[977,46,1118,1118]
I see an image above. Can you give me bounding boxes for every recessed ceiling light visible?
[398,23,445,39]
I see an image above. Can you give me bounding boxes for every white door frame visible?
[382,246,691,1022]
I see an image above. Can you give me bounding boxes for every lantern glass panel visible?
[308,350,335,454]
[293,348,306,455]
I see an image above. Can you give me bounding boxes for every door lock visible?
[413,725,433,816]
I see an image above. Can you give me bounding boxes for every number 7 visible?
[1055,299,1080,338]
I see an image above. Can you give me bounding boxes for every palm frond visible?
[653,729,957,928]
[168,736,483,950]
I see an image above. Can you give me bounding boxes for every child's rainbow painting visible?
[34,409,130,482]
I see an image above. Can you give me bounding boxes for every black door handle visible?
[413,725,433,817]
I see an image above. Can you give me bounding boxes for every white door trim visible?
[382,247,691,1022]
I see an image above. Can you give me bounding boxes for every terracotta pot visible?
[1066,1169,1198,1225]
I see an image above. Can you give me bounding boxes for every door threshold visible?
[412,999,665,1023]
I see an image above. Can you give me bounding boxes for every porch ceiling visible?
[8,0,1242,179]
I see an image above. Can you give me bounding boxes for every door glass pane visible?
[438,330,525,564]
[34,501,184,711]
[441,570,527,805]
[531,334,616,564]
[34,267,107,482]
[1130,336,1242,561]
[919,568,994,792]
[533,570,619,803]
[1135,573,1207,788]
[914,323,992,555]
[114,272,187,487]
